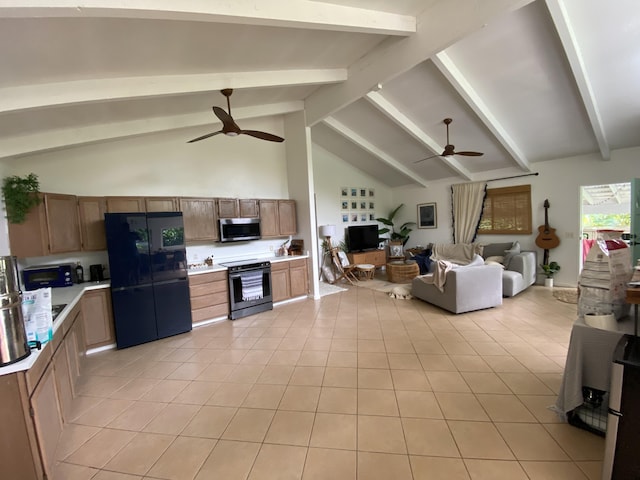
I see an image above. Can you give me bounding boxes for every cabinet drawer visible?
[190,291,228,310]
[289,259,306,268]
[189,271,227,285]
[190,281,227,298]
[270,262,289,272]
[192,304,229,323]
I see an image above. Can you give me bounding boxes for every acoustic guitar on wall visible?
[535,199,560,250]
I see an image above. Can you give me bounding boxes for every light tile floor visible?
[53,284,605,480]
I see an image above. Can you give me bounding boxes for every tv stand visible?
[347,249,386,268]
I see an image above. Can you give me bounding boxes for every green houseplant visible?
[2,173,42,224]
[377,203,416,246]
[540,261,561,278]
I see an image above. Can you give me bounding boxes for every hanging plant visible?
[2,173,42,224]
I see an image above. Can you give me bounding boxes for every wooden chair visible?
[330,248,359,285]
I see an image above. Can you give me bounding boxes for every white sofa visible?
[481,242,536,297]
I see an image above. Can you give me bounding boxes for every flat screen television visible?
[347,224,379,252]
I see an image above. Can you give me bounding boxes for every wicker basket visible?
[386,261,419,283]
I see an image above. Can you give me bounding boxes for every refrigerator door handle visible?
[111,283,153,293]
[153,278,188,287]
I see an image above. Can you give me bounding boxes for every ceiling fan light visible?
[225,132,239,137]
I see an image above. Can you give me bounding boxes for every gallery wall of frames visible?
[340,187,376,224]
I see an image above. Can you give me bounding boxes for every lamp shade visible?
[319,225,336,238]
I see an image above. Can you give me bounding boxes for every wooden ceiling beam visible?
[432,52,531,172]
[545,0,610,160]
[0,69,346,115]
[323,116,431,188]
[365,91,474,181]
[0,0,416,35]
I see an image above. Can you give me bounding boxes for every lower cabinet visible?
[272,259,309,302]
[82,289,115,349]
[189,271,229,323]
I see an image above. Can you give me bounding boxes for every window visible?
[478,184,532,234]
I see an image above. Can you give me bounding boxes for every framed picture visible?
[351,188,357,197]
[369,188,375,197]
[360,188,367,197]
[389,241,404,257]
[360,213,367,222]
[369,201,375,209]
[351,201,358,209]
[360,201,367,210]
[369,213,376,221]
[351,213,359,222]
[342,214,349,223]
[341,200,349,211]
[417,202,437,229]
[341,187,349,197]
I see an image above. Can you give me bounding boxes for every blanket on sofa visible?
[431,244,479,265]
[416,259,453,292]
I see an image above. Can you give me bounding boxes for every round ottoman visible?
[356,264,376,280]
[386,261,420,283]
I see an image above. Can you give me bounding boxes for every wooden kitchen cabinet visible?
[348,249,386,268]
[289,259,309,298]
[189,271,229,323]
[145,196,178,212]
[179,197,218,242]
[216,198,259,218]
[271,261,290,303]
[106,196,145,213]
[30,363,63,479]
[77,196,107,251]
[52,341,74,422]
[81,289,115,349]
[259,199,297,237]
[8,193,82,258]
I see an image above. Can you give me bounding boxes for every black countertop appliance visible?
[105,212,192,348]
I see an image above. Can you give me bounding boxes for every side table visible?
[356,264,375,280]
[386,261,419,283]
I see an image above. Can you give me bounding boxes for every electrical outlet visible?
[565,232,575,239]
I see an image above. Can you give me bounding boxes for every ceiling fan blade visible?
[186,130,223,143]
[454,151,484,156]
[240,130,285,143]
[414,154,439,164]
[212,106,235,125]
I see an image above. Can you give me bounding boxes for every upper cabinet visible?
[145,197,178,212]
[105,196,145,213]
[180,197,219,242]
[77,196,107,251]
[8,193,81,258]
[259,199,297,238]
[216,198,259,219]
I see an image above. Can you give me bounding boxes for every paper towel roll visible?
[584,313,617,331]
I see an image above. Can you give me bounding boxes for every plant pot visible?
[544,278,554,288]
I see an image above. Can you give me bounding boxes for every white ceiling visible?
[1,0,638,189]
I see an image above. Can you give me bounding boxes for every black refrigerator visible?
[105,212,192,348]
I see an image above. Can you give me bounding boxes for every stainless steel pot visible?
[0,256,30,366]
[0,297,30,366]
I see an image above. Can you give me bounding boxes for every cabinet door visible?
[30,364,63,479]
[271,263,290,302]
[145,197,178,212]
[45,193,82,254]
[179,197,218,242]
[217,198,238,218]
[278,200,297,236]
[81,289,115,349]
[239,199,259,218]
[259,200,279,237]
[7,195,48,258]
[52,343,74,422]
[289,260,308,298]
[106,196,145,213]
[77,196,107,251]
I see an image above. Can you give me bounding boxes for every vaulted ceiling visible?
[1,1,638,189]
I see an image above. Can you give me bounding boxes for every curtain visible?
[451,182,487,244]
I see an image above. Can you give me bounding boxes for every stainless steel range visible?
[221,259,273,320]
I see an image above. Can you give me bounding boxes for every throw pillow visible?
[502,241,521,269]
[484,260,505,269]
[485,255,504,264]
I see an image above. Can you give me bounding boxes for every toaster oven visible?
[22,264,75,290]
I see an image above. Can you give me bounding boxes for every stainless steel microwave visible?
[22,264,75,290]
[219,218,261,243]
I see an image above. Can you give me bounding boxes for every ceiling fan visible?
[187,89,285,143]
[414,118,483,163]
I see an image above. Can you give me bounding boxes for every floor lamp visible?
[319,225,336,281]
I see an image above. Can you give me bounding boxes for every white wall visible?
[312,144,393,249]
[394,147,640,287]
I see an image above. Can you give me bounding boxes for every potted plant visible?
[540,261,561,287]
[376,204,416,247]
[1,173,42,224]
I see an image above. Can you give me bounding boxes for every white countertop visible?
[0,281,110,377]
[187,254,308,275]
